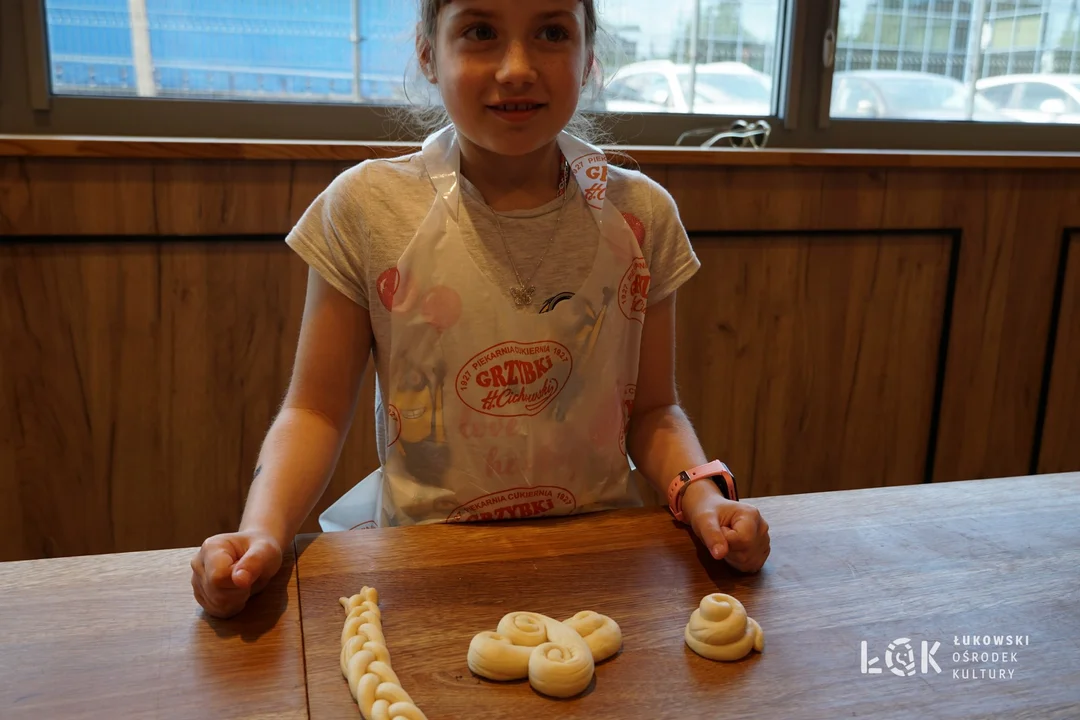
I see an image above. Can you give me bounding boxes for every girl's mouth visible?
[488,102,546,122]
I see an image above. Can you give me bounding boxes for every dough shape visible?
[339,587,428,720]
[684,593,765,661]
[467,610,622,698]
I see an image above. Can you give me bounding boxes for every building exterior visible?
[45,0,416,102]
[837,0,1080,79]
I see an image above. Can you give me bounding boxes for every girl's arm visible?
[240,267,374,548]
[625,292,770,572]
[191,268,372,618]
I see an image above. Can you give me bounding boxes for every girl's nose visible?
[495,40,538,86]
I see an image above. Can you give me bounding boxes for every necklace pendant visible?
[510,284,535,308]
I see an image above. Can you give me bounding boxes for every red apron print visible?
[619,258,651,323]
[446,486,577,523]
[456,341,573,417]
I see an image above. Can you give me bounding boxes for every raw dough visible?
[467,610,622,698]
[684,593,765,661]
[339,587,428,720]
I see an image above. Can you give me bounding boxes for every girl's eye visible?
[463,24,497,42]
[540,25,570,43]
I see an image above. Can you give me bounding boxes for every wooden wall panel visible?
[1039,233,1080,474]
[675,234,953,497]
[0,158,357,237]
[665,167,1078,482]
[882,171,1068,483]
[0,241,380,561]
[0,159,157,235]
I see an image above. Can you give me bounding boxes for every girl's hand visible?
[190,530,283,618]
[683,483,770,573]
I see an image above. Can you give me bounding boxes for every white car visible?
[976,74,1080,124]
[831,70,1007,121]
[602,60,772,116]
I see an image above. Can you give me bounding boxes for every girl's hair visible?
[419,0,599,49]
[398,0,612,145]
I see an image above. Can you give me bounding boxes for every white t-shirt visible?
[286,150,700,463]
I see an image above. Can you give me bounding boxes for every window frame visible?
[2,0,1079,151]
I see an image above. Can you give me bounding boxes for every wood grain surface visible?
[0,544,306,719]
[0,241,380,561]
[4,135,1080,168]
[1039,233,1080,474]
[293,474,1080,720]
[666,167,1078,484]
[676,233,952,496]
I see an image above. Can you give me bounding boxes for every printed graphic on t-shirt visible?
[553,287,614,422]
[420,284,462,332]
[456,341,573,417]
[457,408,525,440]
[376,267,400,311]
[445,485,577,523]
[394,360,445,444]
[386,404,401,447]
[390,356,452,487]
[618,257,651,323]
[539,292,575,314]
[622,212,647,247]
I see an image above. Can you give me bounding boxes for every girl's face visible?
[428,0,590,157]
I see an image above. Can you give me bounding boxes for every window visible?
[39,0,786,116]
[44,0,416,104]
[833,0,1080,125]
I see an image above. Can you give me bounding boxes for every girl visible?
[191,0,770,619]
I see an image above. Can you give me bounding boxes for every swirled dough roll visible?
[684,593,765,661]
[468,610,622,698]
[466,631,532,681]
[339,588,428,720]
[563,610,622,662]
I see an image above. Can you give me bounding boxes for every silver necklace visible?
[489,180,571,309]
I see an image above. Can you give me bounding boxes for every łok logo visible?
[861,638,942,676]
[456,341,573,417]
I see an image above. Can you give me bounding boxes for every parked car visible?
[976,74,1080,124]
[831,70,1007,121]
[601,60,772,116]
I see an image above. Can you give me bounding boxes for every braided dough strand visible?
[339,588,428,720]
[684,593,765,661]
[468,610,622,698]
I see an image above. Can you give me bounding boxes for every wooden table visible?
[2,473,1078,719]
[0,545,307,719]
[294,474,1080,720]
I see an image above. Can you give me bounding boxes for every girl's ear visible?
[417,31,438,84]
[583,51,596,87]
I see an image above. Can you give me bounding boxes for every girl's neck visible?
[458,136,563,213]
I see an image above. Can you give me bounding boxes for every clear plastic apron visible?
[320,127,653,531]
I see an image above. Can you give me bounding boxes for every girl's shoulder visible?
[605,163,683,229]
[321,152,434,211]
